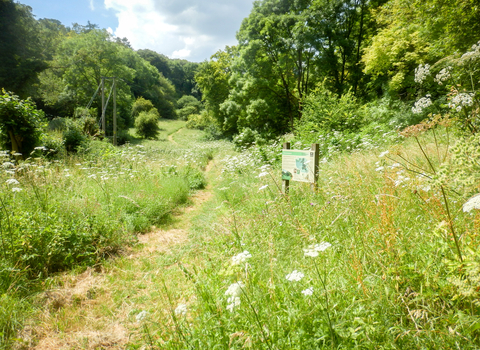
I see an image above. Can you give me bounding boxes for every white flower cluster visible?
[174,303,188,316]
[303,242,332,257]
[301,287,314,296]
[463,194,480,213]
[5,178,19,185]
[412,95,432,114]
[136,310,148,322]
[231,251,252,265]
[448,93,474,112]
[286,270,304,282]
[461,40,480,61]
[225,281,244,312]
[434,67,451,85]
[414,64,430,84]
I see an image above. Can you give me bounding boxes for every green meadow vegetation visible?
[2,0,480,348]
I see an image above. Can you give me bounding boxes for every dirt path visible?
[28,158,217,350]
[167,127,183,145]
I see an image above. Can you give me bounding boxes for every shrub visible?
[47,117,67,132]
[134,110,161,139]
[131,97,155,119]
[36,132,66,158]
[63,119,87,152]
[298,84,365,134]
[0,89,46,156]
[232,127,266,150]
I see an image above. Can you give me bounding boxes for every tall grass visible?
[0,131,228,348]
[136,127,480,349]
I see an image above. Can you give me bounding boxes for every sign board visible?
[282,149,316,183]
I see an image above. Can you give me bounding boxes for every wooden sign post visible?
[281,143,319,194]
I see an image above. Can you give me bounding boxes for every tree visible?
[131,97,155,119]
[0,89,46,155]
[195,48,236,135]
[362,0,480,97]
[138,49,201,99]
[0,0,47,97]
[134,110,160,139]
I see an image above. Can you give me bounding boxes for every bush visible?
[134,110,161,139]
[180,166,207,190]
[36,132,66,158]
[82,116,100,137]
[131,97,155,119]
[186,111,213,130]
[63,119,88,152]
[116,130,132,145]
[0,89,46,156]
[47,117,67,132]
[298,84,365,134]
[232,127,266,150]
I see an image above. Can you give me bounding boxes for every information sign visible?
[282,149,316,183]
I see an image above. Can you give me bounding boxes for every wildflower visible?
[231,251,252,265]
[258,184,268,191]
[2,162,14,168]
[258,171,269,178]
[412,95,432,114]
[375,166,384,172]
[378,150,389,158]
[286,270,304,282]
[136,310,148,322]
[463,194,480,213]
[174,304,188,316]
[225,281,245,312]
[11,187,22,192]
[434,67,451,85]
[303,242,332,257]
[414,64,430,84]
[448,93,474,112]
[301,287,314,296]
[5,179,19,185]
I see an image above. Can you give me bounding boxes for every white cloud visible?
[103,0,253,62]
[89,0,95,11]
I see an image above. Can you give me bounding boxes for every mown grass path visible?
[29,129,220,349]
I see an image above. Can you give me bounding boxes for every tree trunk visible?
[8,130,22,154]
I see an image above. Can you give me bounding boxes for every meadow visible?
[1,120,480,349]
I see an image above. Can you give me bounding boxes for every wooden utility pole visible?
[101,77,105,133]
[113,77,117,146]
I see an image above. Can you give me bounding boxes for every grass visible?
[127,126,480,349]
[2,123,480,349]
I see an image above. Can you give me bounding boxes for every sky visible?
[19,0,254,62]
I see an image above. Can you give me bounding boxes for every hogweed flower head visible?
[463,194,480,213]
[225,281,245,312]
[412,95,432,114]
[5,178,19,185]
[303,242,332,257]
[434,67,451,85]
[414,64,430,84]
[136,310,148,322]
[302,287,314,296]
[231,251,252,265]
[286,270,304,282]
[448,92,474,112]
[174,304,188,316]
